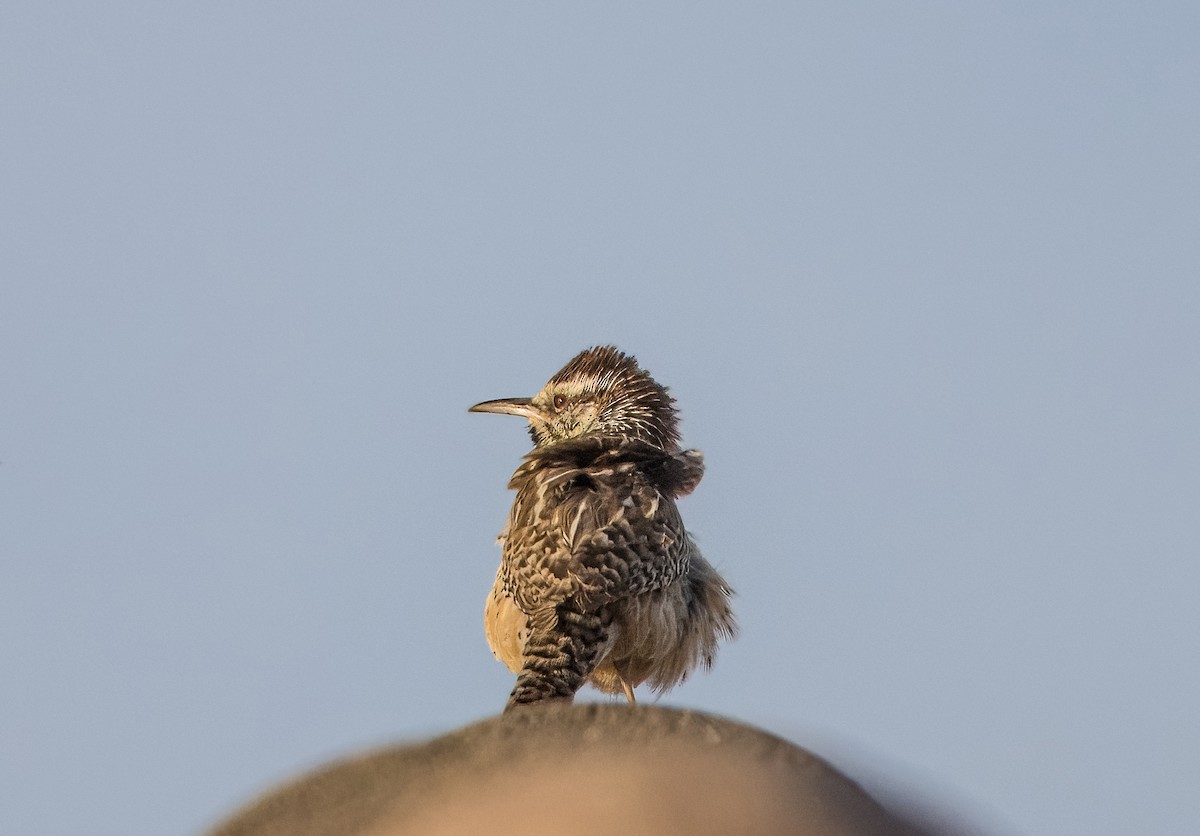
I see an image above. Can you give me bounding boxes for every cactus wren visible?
[470,346,736,710]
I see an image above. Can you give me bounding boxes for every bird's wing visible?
[567,466,691,610]
[501,447,691,618]
[641,448,705,498]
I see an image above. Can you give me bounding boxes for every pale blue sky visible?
[2,4,1197,834]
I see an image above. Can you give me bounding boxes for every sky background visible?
[2,3,1197,834]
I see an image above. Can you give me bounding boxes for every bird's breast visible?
[483,570,526,674]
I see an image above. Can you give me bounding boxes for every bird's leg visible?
[608,658,638,704]
[505,602,609,711]
[619,675,637,705]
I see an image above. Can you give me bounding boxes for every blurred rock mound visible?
[210,704,929,835]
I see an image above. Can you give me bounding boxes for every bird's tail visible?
[505,603,610,710]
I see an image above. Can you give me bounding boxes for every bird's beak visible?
[468,397,541,420]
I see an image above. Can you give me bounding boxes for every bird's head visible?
[470,346,681,449]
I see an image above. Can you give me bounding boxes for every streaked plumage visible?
[470,346,735,709]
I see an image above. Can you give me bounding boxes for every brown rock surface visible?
[210,704,923,835]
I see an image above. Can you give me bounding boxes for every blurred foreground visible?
[210,704,940,836]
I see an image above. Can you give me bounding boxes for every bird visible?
[469,346,736,710]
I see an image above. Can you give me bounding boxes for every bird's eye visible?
[552,393,569,411]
